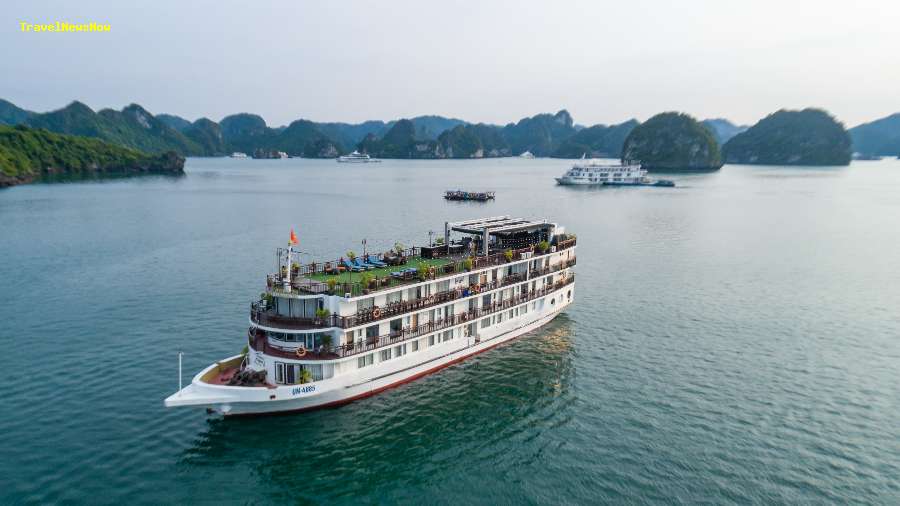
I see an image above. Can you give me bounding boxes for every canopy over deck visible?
[445,216,558,255]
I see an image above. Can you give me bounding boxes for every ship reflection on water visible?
[179,316,576,499]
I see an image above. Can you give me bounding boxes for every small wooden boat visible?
[444,190,495,201]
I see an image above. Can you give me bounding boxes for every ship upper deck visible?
[271,216,574,298]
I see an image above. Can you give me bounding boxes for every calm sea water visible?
[1,157,899,504]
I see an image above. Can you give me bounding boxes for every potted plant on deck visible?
[537,240,550,254]
[315,308,331,325]
[326,278,338,295]
[360,272,373,294]
[464,257,474,271]
[504,249,514,262]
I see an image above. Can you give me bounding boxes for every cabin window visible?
[386,291,402,304]
[380,349,392,361]
[395,344,407,357]
[357,297,374,311]
[275,362,285,383]
[366,325,379,339]
[481,317,490,329]
[285,364,296,384]
[412,340,420,352]
[358,354,373,368]
[443,330,453,342]
[428,335,435,346]
[567,290,572,300]
[521,304,528,314]
[390,318,403,334]
[305,364,324,382]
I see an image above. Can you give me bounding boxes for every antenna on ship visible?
[178,351,183,396]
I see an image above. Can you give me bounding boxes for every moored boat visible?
[165,216,576,416]
[444,190,495,201]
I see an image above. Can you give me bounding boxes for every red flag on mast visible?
[289,228,298,246]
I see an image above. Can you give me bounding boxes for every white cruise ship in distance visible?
[555,158,674,187]
[165,216,576,416]
[337,150,381,163]
[229,152,248,158]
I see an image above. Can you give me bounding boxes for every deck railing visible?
[252,258,575,330]
[270,238,576,298]
[250,275,575,361]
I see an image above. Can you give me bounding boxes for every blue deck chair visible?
[353,257,373,270]
[366,255,387,268]
[343,259,364,272]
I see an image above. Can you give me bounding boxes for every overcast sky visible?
[4,0,899,128]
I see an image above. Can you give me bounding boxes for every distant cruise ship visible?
[337,151,380,163]
[230,152,248,159]
[519,151,535,159]
[555,158,674,187]
[165,216,576,416]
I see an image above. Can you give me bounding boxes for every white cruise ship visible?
[229,152,248,159]
[337,150,380,163]
[165,216,576,416]
[555,158,647,185]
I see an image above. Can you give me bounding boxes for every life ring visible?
[372,307,382,318]
[473,284,480,293]
[295,345,306,358]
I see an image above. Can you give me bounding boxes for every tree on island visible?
[722,108,851,166]
[620,112,722,171]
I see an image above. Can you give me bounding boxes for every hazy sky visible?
[4,0,899,128]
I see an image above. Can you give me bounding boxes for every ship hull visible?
[166,285,573,417]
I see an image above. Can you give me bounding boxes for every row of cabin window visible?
[354,262,540,312]
[480,303,530,329]
[356,328,461,369]
[347,276,557,344]
[266,332,329,349]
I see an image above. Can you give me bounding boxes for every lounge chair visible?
[365,255,387,268]
[353,258,373,270]
[343,259,364,272]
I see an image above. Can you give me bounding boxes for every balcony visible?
[251,257,575,330]
[250,275,575,361]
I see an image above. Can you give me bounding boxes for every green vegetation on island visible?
[722,108,851,165]
[552,120,638,158]
[621,112,722,171]
[0,125,184,187]
[4,98,890,163]
[848,113,900,157]
[501,110,576,157]
[0,99,34,125]
[358,119,443,158]
[437,124,511,158]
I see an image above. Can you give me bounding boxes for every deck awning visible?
[448,216,554,236]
